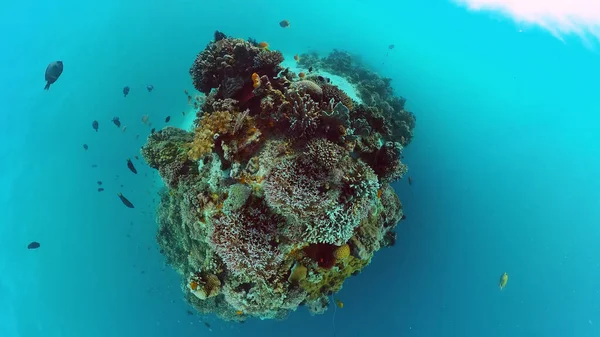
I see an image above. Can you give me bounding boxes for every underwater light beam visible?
[455,0,600,44]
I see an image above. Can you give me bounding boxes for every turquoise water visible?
[2,0,600,336]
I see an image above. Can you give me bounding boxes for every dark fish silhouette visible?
[408,176,412,185]
[127,158,137,174]
[147,85,154,92]
[44,61,63,90]
[83,144,88,150]
[98,187,104,192]
[165,116,170,123]
[92,120,99,132]
[123,86,130,97]
[308,66,313,73]
[279,20,290,28]
[97,181,103,185]
[151,128,155,134]
[118,193,134,208]
[401,215,406,220]
[112,117,121,128]
[27,241,40,249]
[389,44,395,50]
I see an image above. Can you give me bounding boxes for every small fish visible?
[401,215,406,220]
[134,155,139,160]
[317,75,325,82]
[236,310,243,315]
[146,85,154,92]
[127,158,137,174]
[279,20,290,28]
[97,181,103,185]
[251,72,261,88]
[389,44,395,50]
[203,322,211,329]
[44,61,64,90]
[308,66,313,73]
[186,310,194,316]
[141,115,149,124]
[92,120,99,132]
[182,111,185,116]
[122,126,127,133]
[408,176,413,185]
[135,134,140,140]
[165,116,170,123]
[151,128,155,134]
[258,41,269,50]
[27,241,40,249]
[118,193,135,208]
[83,144,88,150]
[499,272,508,290]
[91,164,98,168]
[123,86,130,97]
[184,89,189,95]
[294,54,300,62]
[112,117,121,128]
[298,72,306,79]
[326,77,331,83]
[335,299,344,309]
[98,187,104,192]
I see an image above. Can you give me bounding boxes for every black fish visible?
[317,75,324,82]
[203,322,211,328]
[123,86,130,97]
[326,77,331,83]
[44,61,63,90]
[308,66,313,73]
[147,85,154,92]
[91,164,98,168]
[401,214,406,220]
[165,116,170,123]
[214,30,227,41]
[150,128,155,134]
[83,144,88,150]
[112,117,121,128]
[97,181,102,185]
[127,158,137,174]
[186,310,194,316]
[408,176,412,185]
[118,193,135,208]
[92,120,99,132]
[389,44,395,50]
[98,187,104,192]
[27,241,40,249]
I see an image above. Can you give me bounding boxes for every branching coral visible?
[144,33,417,322]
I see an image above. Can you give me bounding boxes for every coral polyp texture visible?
[141,32,415,321]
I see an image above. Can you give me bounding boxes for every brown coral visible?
[188,111,233,161]
[188,273,222,300]
[322,83,354,111]
[290,80,323,101]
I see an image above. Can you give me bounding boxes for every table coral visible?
[141,33,416,322]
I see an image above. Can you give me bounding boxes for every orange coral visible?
[252,72,261,88]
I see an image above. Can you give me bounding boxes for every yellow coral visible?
[188,111,233,160]
[288,263,308,283]
[333,244,350,260]
[299,255,369,301]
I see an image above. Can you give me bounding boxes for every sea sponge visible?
[333,244,350,260]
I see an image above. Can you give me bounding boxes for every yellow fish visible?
[499,272,508,290]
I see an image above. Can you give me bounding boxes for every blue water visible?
[2,0,600,336]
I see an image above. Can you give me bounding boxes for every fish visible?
[92,120,99,132]
[123,86,130,97]
[401,215,406,220]
[308,66,313,73]
[91,164,98,168]
[499,272,508,290]
[27,241,40,249]
[335,299,344,309]
[97,181,103,185]
[146,85,154,92]
[151,128,156,134]
[317,75,325,82]
[141,115,149,124]
[408,176,413,185]
[184,89,189,95]
[294,54,300,62]
[389,44,395,50]
[203,322,211,328]
[118,193,135,208]
[236,310,243,315]
[83,144,88,150]
[298,72,305,79]
[258,41,269,50]
[127,158,137,174]
[134,155,139,160]
[165,116,171,123]
[279,20,290,28]
[98,187,104,192]
[121,126,127,133]
[112,117,121,128]
[44,61,63,90]
[186,310,194,316]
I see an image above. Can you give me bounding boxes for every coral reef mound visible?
[142,34,415,321]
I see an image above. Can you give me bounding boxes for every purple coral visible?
[208,207,283,281]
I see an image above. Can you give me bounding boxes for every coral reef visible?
[142,34,416,322]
